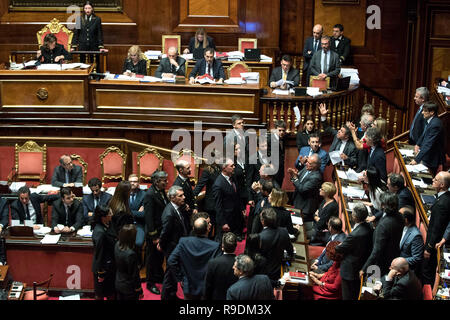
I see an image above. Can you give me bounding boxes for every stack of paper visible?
[181,53,193,60]
[40,234,61,244]
[260,54,273,63]
[346,168,364,181]
[306,87,322,97]
[437,86,450,95]
[272,89,290,95]
[240,72,260,84]
[34,184,60,194]
[61,63,90,70]
[144,50,162,60]
[37,64,63,71]
[342,186,366,199]
[195,77,215,84]
[227,51,244,61]
[224,77,245,85]
[77,225,92,238]
[140,76,163,83]
[161,76,175,83]
[405,164,428,173]
[9,182,26,193]
[33,226,52,236]
[59,294,81,300]
[412,178,429,188]
[340,68,360,86]
[329,151,343,165]
[399,148,415,157]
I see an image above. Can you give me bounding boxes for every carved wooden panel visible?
[431,11,450,38]
[430,47,450,84]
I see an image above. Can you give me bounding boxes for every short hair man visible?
[167,217,222,300]
[408,87,429,145]
[303,24,324,81]
[226,254,274,300]
[399,206,424,276]
[51,154,83,187]
[173,159,198,217]
[267,120,287,186]
[82,177,112,224]
[189,47,225,84]
[387,173,415,212]
[128,173,146,265]
[309,35,341,81]
[51,187,84,233]
[155,46,186,78]
[269,54,300,89]
[295,133,329,173]
[330,24,351,64]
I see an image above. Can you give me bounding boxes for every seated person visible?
[309,35,341,81]
[399,207,424,277]
[0,196,9,233]
[311,183,339,245]
[155,46,186,78]
[309,240,343,300]
[330,24,351,65]
[189,47,225,84]
[269,54,300,89]
[52,187,84,233]
[363,166,388,223]
[122,45,147,77]
[295,133,329,173]
[373,257,423,300]
[37,33,71,64]
[439,79,450,89]
[82,177,112,225]
[183,28,216,60]
[51,154,83,188]
[10,186,58,227]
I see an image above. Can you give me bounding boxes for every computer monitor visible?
[244,48,261,61]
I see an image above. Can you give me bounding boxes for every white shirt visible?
[26,202,36,223]
[222,173,233,186]
[206,62,214,78]
[399,226,408,248]
[334,36,342,48]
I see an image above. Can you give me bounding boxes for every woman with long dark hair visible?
[110,180,134,235]
[183,28,216,59]
[91,205,116,300]
[364,165,388,223]
[296,115,317,151]
[37,33,71,64]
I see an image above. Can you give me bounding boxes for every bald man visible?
[377,257,422,300]
[303,24,323,83]
[51,155,83,188]
[155,46,186,78]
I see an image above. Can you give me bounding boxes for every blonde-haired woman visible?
[183,28,216,59]
[122,45,147,77]
[311,182,339,245]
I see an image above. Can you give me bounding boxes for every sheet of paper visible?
[291,215,303,226]
[37,64,62,71]
[405,164,428,173]
[346,168,363,181]
[306,87,322,97]
[224,77,245,85]
[34,226,52,236]
[329,150,343,165]
[181,53,193,60]
[399,148,415,157]
[342,186,366,199]
[59,294,81,300]
[443,252,450,263]
[9,182,26,193]
[272,89,290,95]
[24,220,33,227]
[40,234,61,244]
[140,76,163,83]
[35,184,60,194]
[196,77,215,84]
[161,76,175,83]
[336,169,348,180]
[11,220,21,226]
[412,178,429,188]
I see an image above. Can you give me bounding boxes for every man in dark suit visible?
[269,54,300,89]
[303,24,323,84]
[319,103,358,168]
[213,158,245,241]
[330,24,351,65]
[422,171,450,287]
[362,192,404,277]
[410,102,445,176]
[144,170,169,295]
[399,207,424,276]
[11,186,58,225]
[168,217,221,300]
[82,177,112,225]
[387,173,415,211]
[204,232,238,300]
[311,217,346,274]
[226,254,274,300]
[267,120,287,187]
[189,47,225,84]
[155,46,186,78]
[173,159,198,222]
[408,87,429,145]
[257,208,294,285]
[128,174,146,266]
[51,154,83,188]
[288,153,323,236]
[159,186,190,300]
[365,127,387,182]
[51,187,84,233]
[335,203,373,300]
[355,113,375,173]
[309,35,341,83]
[0,196,8,263]
[377,257,423,300]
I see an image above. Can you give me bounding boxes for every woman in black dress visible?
[183,28,216,59]
[311,182,339,245]
[122,45,147,77]
[114,224,143,300]
[91,205,116,300]
[37,33,71,64]
[109,180,134,236]
[268,188,298,237]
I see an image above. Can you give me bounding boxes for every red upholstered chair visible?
[7,140,46,186]
[227,61,251,78]
[162,35,181,55]
[137,147,164,184]
[23,274,53,300]
[173,149,201,184]
[309,75,330,90]
[37,18,74,51]
[238,38,257,53]
[70,154,88,185]
[100,146,127,187]
[422,284,433,300]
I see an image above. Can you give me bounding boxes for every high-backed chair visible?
[23,274,53,300]
[309,75,330,90]
[70,154,88,185]
[100,146,127,187]
[162,35,181,55]
[238,38,257,53]
[7,140,46,186]
[142,54,151,76]
[37,18,73,51]
[173,149,200,184]
[137,147,164,184]
[227,61,251,78]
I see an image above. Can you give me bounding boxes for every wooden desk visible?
[5,233,94,292]
[0,66,93,114]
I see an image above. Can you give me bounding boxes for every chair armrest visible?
[39,172,46,183]
[7,168,17,183]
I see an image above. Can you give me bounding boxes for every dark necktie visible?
[323,51,328,74]
[314,40,318,52]
[410,106,423,139]
[176,208,188,235]
[130,193,136,206]
[230,178,237,192]
[207,64,211,76]
[161,192,168,205]
[65,205,69,225]
[25,204,30,220]
[65,170,70,184]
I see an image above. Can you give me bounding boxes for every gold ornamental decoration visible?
[36,88,49,101]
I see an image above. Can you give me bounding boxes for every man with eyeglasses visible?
[155,46,186,79]
[269,54,300,90]
[51,154,83,188]
[309,35,341,82]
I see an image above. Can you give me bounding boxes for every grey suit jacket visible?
[226,274,274,300]
[155,56,186,78]
[51,164,83,187]
[292,168,322,219]
[309,49,341,78]
[399,226,424,270]
[268,66,300,87]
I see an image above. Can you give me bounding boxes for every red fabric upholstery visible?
[164,38,179,54]
[240,41,255,53]
[0,146,15,180]
[163,159,175,190]
[23,290,48,300]
[422,284,433,300]
[18,152,43,175]
[139,153,161,177]
[229,64,250,78]
[311,79,327,90]
[103,152,124,176]
[39,30,70,51]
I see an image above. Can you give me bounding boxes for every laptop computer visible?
[244,48,261,61]
[331,76,351,91]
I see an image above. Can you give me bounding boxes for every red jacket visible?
[312,262,342,300]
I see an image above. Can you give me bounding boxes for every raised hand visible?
[319,103,328,116]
